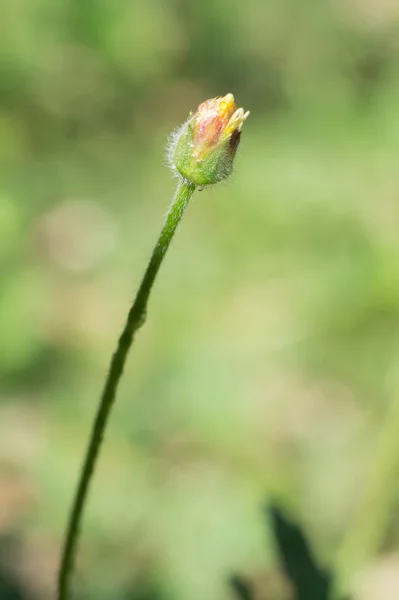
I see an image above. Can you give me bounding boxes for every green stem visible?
[57,179,196,600]
[336,390,399,588]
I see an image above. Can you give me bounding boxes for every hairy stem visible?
[57,179,196,600]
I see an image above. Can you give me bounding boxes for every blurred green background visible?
[1,0,399,599]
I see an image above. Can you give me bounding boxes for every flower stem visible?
[336,388,399,589]
[57,178,196,600]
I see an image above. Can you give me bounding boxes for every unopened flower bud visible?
[170,93,249,187]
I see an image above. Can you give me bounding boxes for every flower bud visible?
[170,93,249,187]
